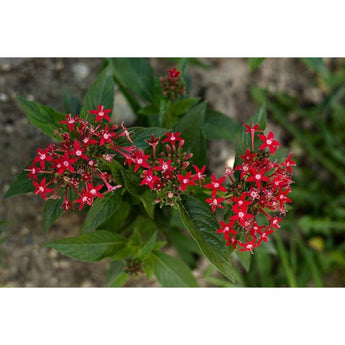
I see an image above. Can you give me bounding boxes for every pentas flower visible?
[89,105,112,123]
[128,132,205,208]
[204,123,295,253]
[26,105,133,211]
[160,67,186,100]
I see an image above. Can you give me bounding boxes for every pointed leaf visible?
[45,231,126,262]
[169,97,200,117]
[17,96,66,139]
[177,194,234,282]
[80,66,114,119]
[152,250,199,287]
[203,108,241,141]
[4,161,34,199]
[43,197,64,234]
[138,231,157,260]
[81,190,122,233]
[111,58,155,102]
[174,101,207,166]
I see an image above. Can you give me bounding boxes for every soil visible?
[0,58,316,287]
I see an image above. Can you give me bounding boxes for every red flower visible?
[99,125,116,146]
[204,174,227,194]
[230,209,254,227]
[168,67,181,78]
[205,196,225,212]
[59,114,80,131]
[87,183,104,198]
[284,152,296,174]
[239,148,256,162]
[132,149,150,172]
[246,168,270,189]
[216,221,237,238]
[154,159,176,173]
[162,132,183,146]
[33,178,54,200]
[71,140,89,160]
[193,165,206,186]
[140,169,160,190]
[25,163,41,179]
[33,147,53,169]
[258,131,280,154]
[177,171,196,191]
[55,152,78,174]
[238,237,258,253]
[89,105,112,123]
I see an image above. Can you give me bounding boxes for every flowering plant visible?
[5,58,294,286]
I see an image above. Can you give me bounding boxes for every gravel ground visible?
[0,58,316,287]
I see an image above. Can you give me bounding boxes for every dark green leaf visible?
[203,108,241,141]
[177,194,234,282]
[17,95,66,139]
[4,161,34,199]
[81,190,122,233]
[45,231,126,262]
[138,104,160,116]
[131,127,168,150]
[248,58,266,72]
[152,250,199,287]
[232,250,252,272]
[80,66,114,119]
[43,197,64,234]
[140,190,155,219]
[63,88,82,115]
[110,58,155,102]
[98,200,130,232]
[174,101,207,166]
[138,231,157,260]
[169,98,200,117]
[301,58,329,78]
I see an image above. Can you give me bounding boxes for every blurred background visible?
[0,57,344,287]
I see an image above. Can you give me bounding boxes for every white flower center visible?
[99,111,104,116]
[68,119,74,124]
[40,154,46,160]
[90,189,96,195]
[162,163,168,171]
[63,161,69,167]
[103,133,110,139]
[238,212,244,218]
[39,186,44,192]
[266,139,272,145]
[224,226,229,232]
[255,174,261,180]
[214,183,219,188]
[171,135,175,140]
[76,150,82,156]
[137,158,143,164]
[183,179,189,184]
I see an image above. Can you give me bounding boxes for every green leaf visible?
[140,189,155,219]
[174,101,207,167]
[138,231,157,260]
[138,104,160,116]
[63,88,82,115]
[80,66,114,119]
[248,58,266,72]
[169,98,201,117]
[203,108,241,141]
[131,127,168,150]
[98,200,130,232]
[152,250,199,287]
[248,104,267,130]
[301,58,329,78]
[177,194,234,282]
[81,190,122,233]
[17,95,66,139]
[43,197,64,234]
[110,58,155,102]
[45,231,126,262]
[4,161,34,199]
[110,272,128,287]
[232,250,252,272]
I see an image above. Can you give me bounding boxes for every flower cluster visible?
[125,258,144,276]
[125,131,205,207]
[160,67,186,100]
[205,123,295,253]
[26,105,134,210]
